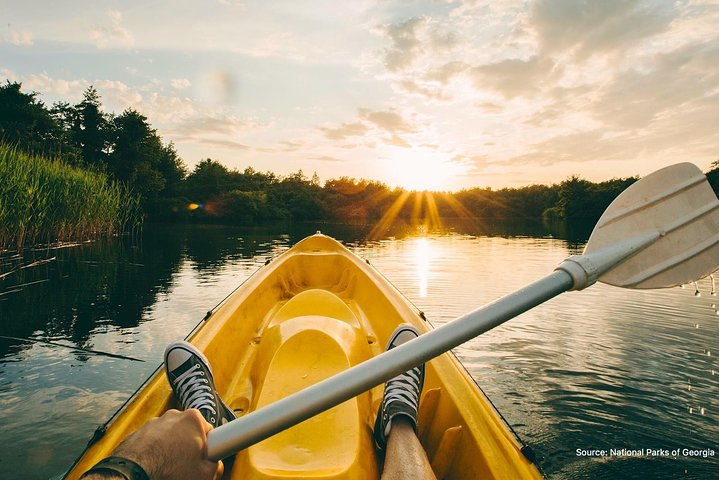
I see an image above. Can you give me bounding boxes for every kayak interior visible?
[66,233,542,479]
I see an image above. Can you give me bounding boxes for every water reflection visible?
[414,238,430,298]
[0,228,184,354]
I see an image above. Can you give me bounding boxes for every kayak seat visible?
[267,288,361,328]
[237,289,377,479]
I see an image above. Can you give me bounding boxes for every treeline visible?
[2,80,718,235]
[152,160,638,226]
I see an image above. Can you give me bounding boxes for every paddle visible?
[206,162,719,461]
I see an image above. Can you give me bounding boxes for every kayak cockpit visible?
[235,289,377,479]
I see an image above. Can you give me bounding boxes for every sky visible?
[2,0,718,191]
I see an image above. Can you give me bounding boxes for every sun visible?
[385,149,465,191]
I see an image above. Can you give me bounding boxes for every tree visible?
[109,109,185,203]
[707,159,719,196]
[0,81,67,156]
[269,170,324,221]
[184,159,231,201]
[156,142,187,196]
[74,86,111,169]
[49,101,82,164]
[545,175,636,222]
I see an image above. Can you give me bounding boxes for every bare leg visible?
[381,416,437,480]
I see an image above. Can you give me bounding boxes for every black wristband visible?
[80,456,150,480]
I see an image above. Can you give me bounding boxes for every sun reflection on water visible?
[414,237,430,298]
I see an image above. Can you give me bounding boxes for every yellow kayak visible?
[66,233,542,479]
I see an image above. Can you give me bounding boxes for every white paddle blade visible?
[585,163,719,289]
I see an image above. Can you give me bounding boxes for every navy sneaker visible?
[164,341,236,428]
[373,324,425,450]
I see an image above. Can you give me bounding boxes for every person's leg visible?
[374,325,436,480]
[164,340,236,427]
[381,416,437,480]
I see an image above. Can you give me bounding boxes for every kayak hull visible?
[66,233,542,479]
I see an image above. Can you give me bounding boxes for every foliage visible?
[548,176,638,223]
[0,144,141,250]
[1,82,185,209]
[109,109,186,202]
[707,160,719,196]
[456,184,560,220]
[0,81,73,158]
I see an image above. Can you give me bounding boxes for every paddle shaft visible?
[207,269,573,460]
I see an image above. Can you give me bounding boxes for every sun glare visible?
[386,150,465,192]
[366,148,485,239]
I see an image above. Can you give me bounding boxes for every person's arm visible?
[80,409,223,480]
[80,472,123,480]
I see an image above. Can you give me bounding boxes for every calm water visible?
[0,222,717,479]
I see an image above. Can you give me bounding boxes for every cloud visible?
[318,108,418,150]
[395,79,448,101]
[475,101,504,113]
[518,38,719,134]
[170,78,192,90]
[451,154,492,171]
[384,134,411,148]
[468,56,558,98]
[379,16,426,72]
[162,98,269,155]
[359,109,415,133]
[5,30,33,46]
[377,16,459,73]
[528,0,674,59]
[507,73,719,171]
[319,122,369,140]
[311,155,343,162]
[89,10,134,49]
[94,79,144,108]
[279,140,304,151]
[425,61,469,84]
[590,41,719,129]
[170,115,258,137]
[196,138,251,150]
[11,71,264,157]
[19,73,88,99]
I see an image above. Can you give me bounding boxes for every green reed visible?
[0,144,142,250]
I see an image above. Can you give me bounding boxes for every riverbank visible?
[0,144,141,251]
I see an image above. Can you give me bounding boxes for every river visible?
[0,222,716,479]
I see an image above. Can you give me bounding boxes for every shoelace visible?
[383,367,422,412]
[173,364,217,417]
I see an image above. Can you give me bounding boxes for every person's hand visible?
[112,409,223,480]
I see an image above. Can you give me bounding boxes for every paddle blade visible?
[585,163,719,289]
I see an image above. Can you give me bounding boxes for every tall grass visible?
[0,143,142,250]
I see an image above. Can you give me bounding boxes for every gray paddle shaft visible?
[207,269,574,460]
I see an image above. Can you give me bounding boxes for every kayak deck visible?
[66,234,542,479]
